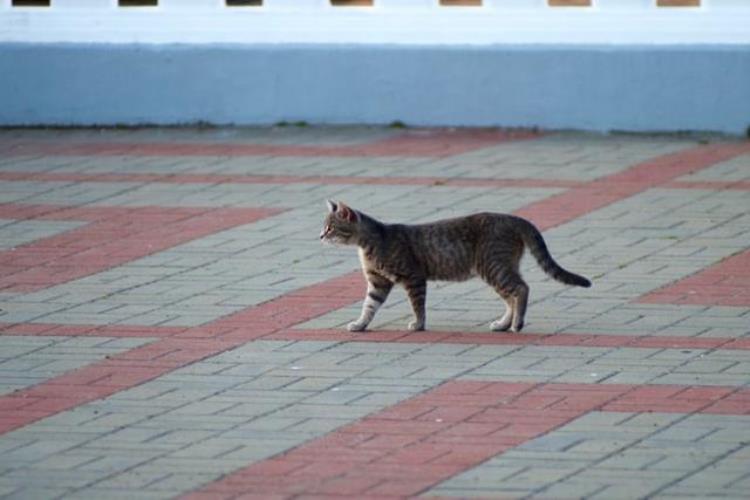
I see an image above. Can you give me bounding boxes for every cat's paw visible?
[490,319,511,332]
[510,321,524,333]
[407,321,425,332]
[347,321,367,332]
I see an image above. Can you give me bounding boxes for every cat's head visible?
[320,200,360,245]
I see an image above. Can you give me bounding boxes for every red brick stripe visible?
[184,381,749,499]
[4,322,749,350]
[274,328,750,351]
[0,170,579,190]
[0,129,538,159]
[0,204,281,292]
[639,249,750,307]
[5,319,750,349]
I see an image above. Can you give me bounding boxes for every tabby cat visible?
[320,200,590,333]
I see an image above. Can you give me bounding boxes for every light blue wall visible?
[1,44,749,134]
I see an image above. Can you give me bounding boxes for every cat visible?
[320,200,591,333]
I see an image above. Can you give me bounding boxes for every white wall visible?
[1,0,749,46]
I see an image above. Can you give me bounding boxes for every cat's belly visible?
[427,266,476,282]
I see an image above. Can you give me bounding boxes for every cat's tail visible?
[516,217,592,288]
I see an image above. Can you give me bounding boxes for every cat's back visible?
[410,212,515,238]
[359,212,523,282]
[398,212,515,280]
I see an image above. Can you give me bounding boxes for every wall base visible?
[1,44,748,135]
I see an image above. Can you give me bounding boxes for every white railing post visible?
[379,0,433,8]
[486,0,545,9]
[268,0,322,9]
[161,0,217,8]
[65,0,110,8]
[598,0,653,10]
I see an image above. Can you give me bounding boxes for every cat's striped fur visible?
[320,200,590,333]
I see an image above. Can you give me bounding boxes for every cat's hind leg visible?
[477,240,527,332]
[511,281,529,333]
[404,278,427,331]
[348,273,393,332]
[490,296,513,332]
[482,266,528,332]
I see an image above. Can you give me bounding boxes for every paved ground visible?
[0,126,748,499]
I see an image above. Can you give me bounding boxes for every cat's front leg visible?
[405,279,427,331]
[348,274,393,332]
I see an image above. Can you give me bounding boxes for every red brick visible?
[671,386,736,402]
[305,477,385,496]
[180,493,242,500]
[618,385,688,400]
[355,434,423,450]
[438,421,510,438]
[364,478,437,497]
[358,462,460,482]
[379,442,453,465]
[289,444,389,465]
[416,405,486,423]
[417,393,516,408]
[0,397,38,411]
[233,495,291,500]
[505,393,566,410]
[343,419,449,437]
[469,407,581,424]
[290,460,358,478]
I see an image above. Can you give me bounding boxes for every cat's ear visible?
[326,199,337,213]
[337,201,358,223]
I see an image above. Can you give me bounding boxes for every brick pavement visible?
[0,127,748,499]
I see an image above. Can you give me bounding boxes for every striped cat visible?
[320,200,590,333]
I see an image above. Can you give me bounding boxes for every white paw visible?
[490,320,511,332]
[510,322,524,333]
[347,321,367,332]
[407,321,425,332]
